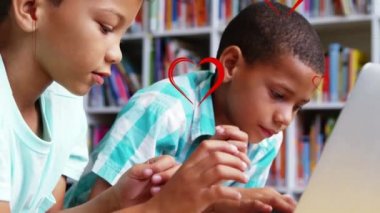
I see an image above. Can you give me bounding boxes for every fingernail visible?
[229,144,238,153]
[242,162,247,170]
[236,192,242,200]
[143,168,153,176]
[151,174,162,184]
[216,126,224,134]
[151,187,161,194]
[244,174,249,182]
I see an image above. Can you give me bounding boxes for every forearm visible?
[61,187,120,213]
[113,202,157,213]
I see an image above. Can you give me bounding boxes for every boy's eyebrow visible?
[100,8,125,23]
[277,82,309,103]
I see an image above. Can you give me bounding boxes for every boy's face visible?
[224,54,318,143]
[36,0,142,95]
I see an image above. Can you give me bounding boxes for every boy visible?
[0,0,253,212]
[68,2,324,212]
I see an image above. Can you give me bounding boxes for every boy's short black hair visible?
[0,0,12,22]
[217,2,325,74]
[0,0,63,22]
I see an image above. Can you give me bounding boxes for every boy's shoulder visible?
[133,70,214,108]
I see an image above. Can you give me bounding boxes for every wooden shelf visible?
[302,102,345,110]
[122,33,145,41]
[151,27,212,37]
[86,107,122,114]
[309,15,372,26]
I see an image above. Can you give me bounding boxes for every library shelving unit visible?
[85,0,380,198]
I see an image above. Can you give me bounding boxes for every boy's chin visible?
[248,134,268,144]
[64,84,89,96]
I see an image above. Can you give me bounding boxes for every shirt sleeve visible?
[92,95,184,185]
[62,110,89,181]
[0,118,12,201]
[229,132,283,188]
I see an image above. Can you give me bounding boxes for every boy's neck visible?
[212,84,233,126]
[1,36,52,112]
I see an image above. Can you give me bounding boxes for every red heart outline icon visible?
[264,0,304,16]
[168,57,225,106]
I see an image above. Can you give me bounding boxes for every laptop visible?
[295,63,380,213]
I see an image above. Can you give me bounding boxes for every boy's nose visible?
[105,44,122,64]
[274,107,292,129]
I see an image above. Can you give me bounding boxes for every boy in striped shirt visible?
[67,2,324,212]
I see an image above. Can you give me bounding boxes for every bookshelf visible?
[85,0,380,198]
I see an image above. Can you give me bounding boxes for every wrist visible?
[109,186,123,210]
[140,198,161,213]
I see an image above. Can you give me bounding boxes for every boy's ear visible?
[219,46,243,83]
[12,0,39,32]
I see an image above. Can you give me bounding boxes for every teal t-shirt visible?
[0,56,89,212]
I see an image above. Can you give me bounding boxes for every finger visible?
[234,151,251,168]
[150,186,161,196]
[227,140,248,153]
[222,126,248,142]
[148,155,177,174]
[127,163,154,180]
[206,185,242,203]
[282,194,297,206]
[201,164,248,186]
[266,194,295,213]
[212,125,238,140]
[189,141,250,171]
[213,126,248,142]
[243,200,273,213]
[196,151,248,175]
[185,141,240,167]
[151,164,181,185]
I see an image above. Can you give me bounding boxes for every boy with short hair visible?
[68,2,324,212]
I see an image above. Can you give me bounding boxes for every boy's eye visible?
[293,105,303,112]
[270,90,285,100]
[99,23,114,34]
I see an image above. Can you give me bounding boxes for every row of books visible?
[89,125,111,150]
[267,115,337,188]
[89,58,142,108]
[133,0,372,34]
[150,38,201,83]
[149,0,210,32]
[313,43,367,103]
[127,6,144,34]
[219,0,371,26]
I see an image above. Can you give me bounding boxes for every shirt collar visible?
[190,71,216,142]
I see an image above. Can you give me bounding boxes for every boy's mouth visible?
[259,125,276,138]
[92,71,109,86]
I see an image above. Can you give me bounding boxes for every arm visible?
[62,141,248,213]
[89,155,180,208]
[0,202,11,213]
[47,176,67,213]
[115,140,251,213]
[88,178,111,200]
[89,125,248,201]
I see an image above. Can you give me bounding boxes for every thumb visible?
[127,163,154,180]
[211,126,229,140]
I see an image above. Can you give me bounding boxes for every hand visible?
[111,155,180,208]
[211,125,249,153]
[241,187,296,213]
[211,187,296,213]
[143,140,251,213]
